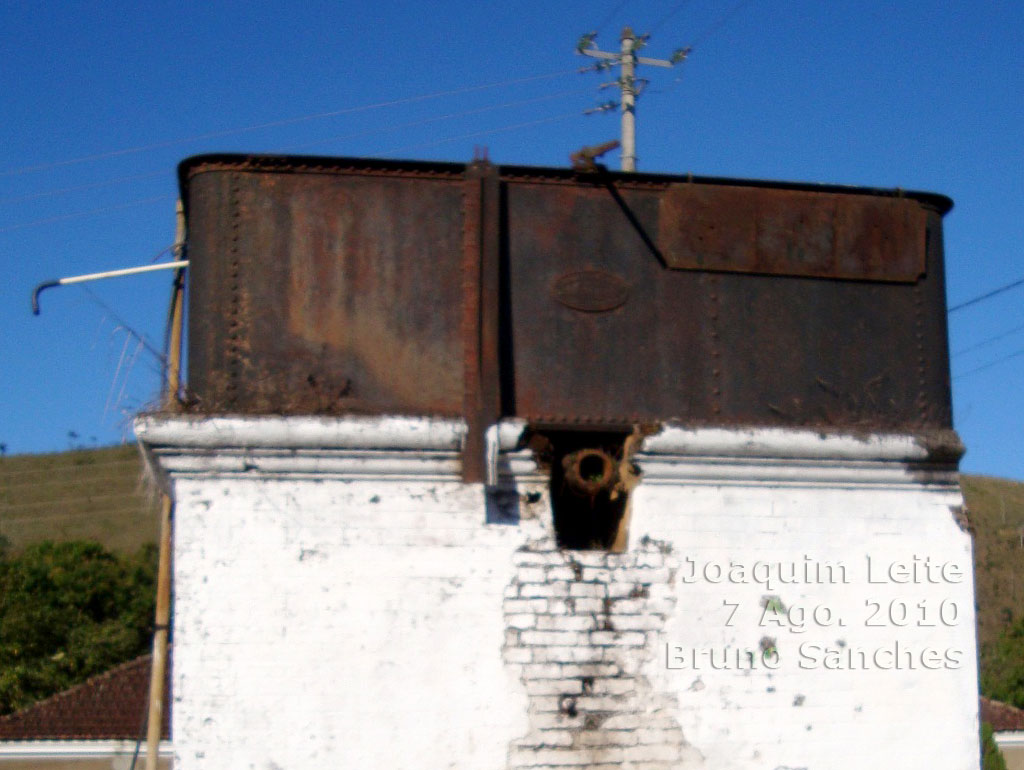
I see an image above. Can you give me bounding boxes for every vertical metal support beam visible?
[461,160,502,482]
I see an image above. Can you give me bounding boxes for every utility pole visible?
[144,201,185,770]
[577,27,689,172]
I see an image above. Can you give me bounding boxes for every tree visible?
[0,541,156,715]
[981,721,1008,770]
[982,615,1024,710]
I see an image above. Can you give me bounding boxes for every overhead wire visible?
[105,334,145,421]
[147,243,180,264]
[954,347,1024,381]
[690,0,759,47]
[81,285,165,365]
[0,68,583,178]
[641,0,761,104]
[952,320,1024,358]
[378,111,582,157]
[0,88,592,224]
[0,195,174,234]
[948,275,1024,314]
[278,87,593,154]
[948,279,1024,377]
[650,0,693,35]
[595,0,633,36]
[0,171,168,207]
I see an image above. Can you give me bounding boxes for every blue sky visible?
[1,0,1022,479]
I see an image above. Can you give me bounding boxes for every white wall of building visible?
[138,416,979,770]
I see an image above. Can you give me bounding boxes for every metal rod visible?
[31,260,189,315]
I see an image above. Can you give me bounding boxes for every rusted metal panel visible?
[179,154,954,434]
[505,175,950,430]
[505,180,706,425]
[658,184,927,282]
[184,158,466,416]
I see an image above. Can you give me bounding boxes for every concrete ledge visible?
[136,414,467,450]
[637,425,961,488]
[643,424,962,462]
[136,416,961,489]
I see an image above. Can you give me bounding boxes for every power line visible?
[0,69,582,178]
[81,285,165,366]
[104,332,146,422]
[0,171,168,207]
[643,0,761,107]
[0,88,590,208]
[650,0,693,35]
[0,195,174,234]
[948,275,1024,314]
[280,88,592,154]
[378,111,582,157]
[595,0,633,35]
[691,0,759,47]
[953,320,1024,358]
[954,346,1024,381]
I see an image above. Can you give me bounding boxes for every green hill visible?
[0,445,159,553]
[962,474,1024,670]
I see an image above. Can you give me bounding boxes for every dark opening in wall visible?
[527,429,639,551]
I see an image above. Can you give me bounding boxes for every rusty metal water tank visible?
[179,154,954,478]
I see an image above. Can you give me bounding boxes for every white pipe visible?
[32,260,188,314]
[58,260,188,285]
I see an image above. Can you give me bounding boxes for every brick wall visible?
[504,536,696,768]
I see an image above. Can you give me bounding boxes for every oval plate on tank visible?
[552,269,630,313]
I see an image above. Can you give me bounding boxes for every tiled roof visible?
[0,653,170,741]
[982,696,1024,732]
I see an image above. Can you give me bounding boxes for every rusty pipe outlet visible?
[562,448,619,497]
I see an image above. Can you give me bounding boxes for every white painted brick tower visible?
[138,154,980,769]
